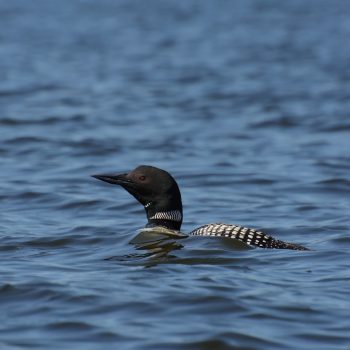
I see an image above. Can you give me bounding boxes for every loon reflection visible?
[105,227,186,262]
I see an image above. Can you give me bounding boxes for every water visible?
[1,0,350,349]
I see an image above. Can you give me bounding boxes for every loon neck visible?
[144,202,183,231]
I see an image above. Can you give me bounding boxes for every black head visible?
[92,165,183,230]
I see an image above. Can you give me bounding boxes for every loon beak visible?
[91,173,132,186]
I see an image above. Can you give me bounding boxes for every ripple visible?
[249,116,299,128]
[24,237,74,248]
[45,321,94,331]
[0,84,60,98]
[58,199,104,210]
[4,136,48,144]
[296,205,319,212]
[23,233,105,248]
[318,123,350,132]
[317,178,350,186]
[146,332,282,350]
[0,114,85,126]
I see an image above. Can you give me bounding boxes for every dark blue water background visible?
[1,1,350,349]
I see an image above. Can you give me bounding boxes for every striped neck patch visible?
[150,210,182,222]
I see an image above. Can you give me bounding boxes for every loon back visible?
[92,165,309,251]
[190,223,308,251]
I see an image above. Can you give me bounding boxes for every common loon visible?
[92,165,309,251]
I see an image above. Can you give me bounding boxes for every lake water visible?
[1,1,350,349]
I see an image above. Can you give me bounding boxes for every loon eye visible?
[139,175,146,181]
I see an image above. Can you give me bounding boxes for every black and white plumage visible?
[150,210,183,222]
[190,223,308,250]
[92,165,309,251]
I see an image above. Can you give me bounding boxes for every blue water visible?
[1,1,350,349]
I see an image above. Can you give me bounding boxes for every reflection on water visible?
[106,229,186,264]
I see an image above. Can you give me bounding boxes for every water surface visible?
[1,1,350,349]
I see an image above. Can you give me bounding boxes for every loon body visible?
[92,165,308,251]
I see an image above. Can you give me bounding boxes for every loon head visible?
[92,165,183,230]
